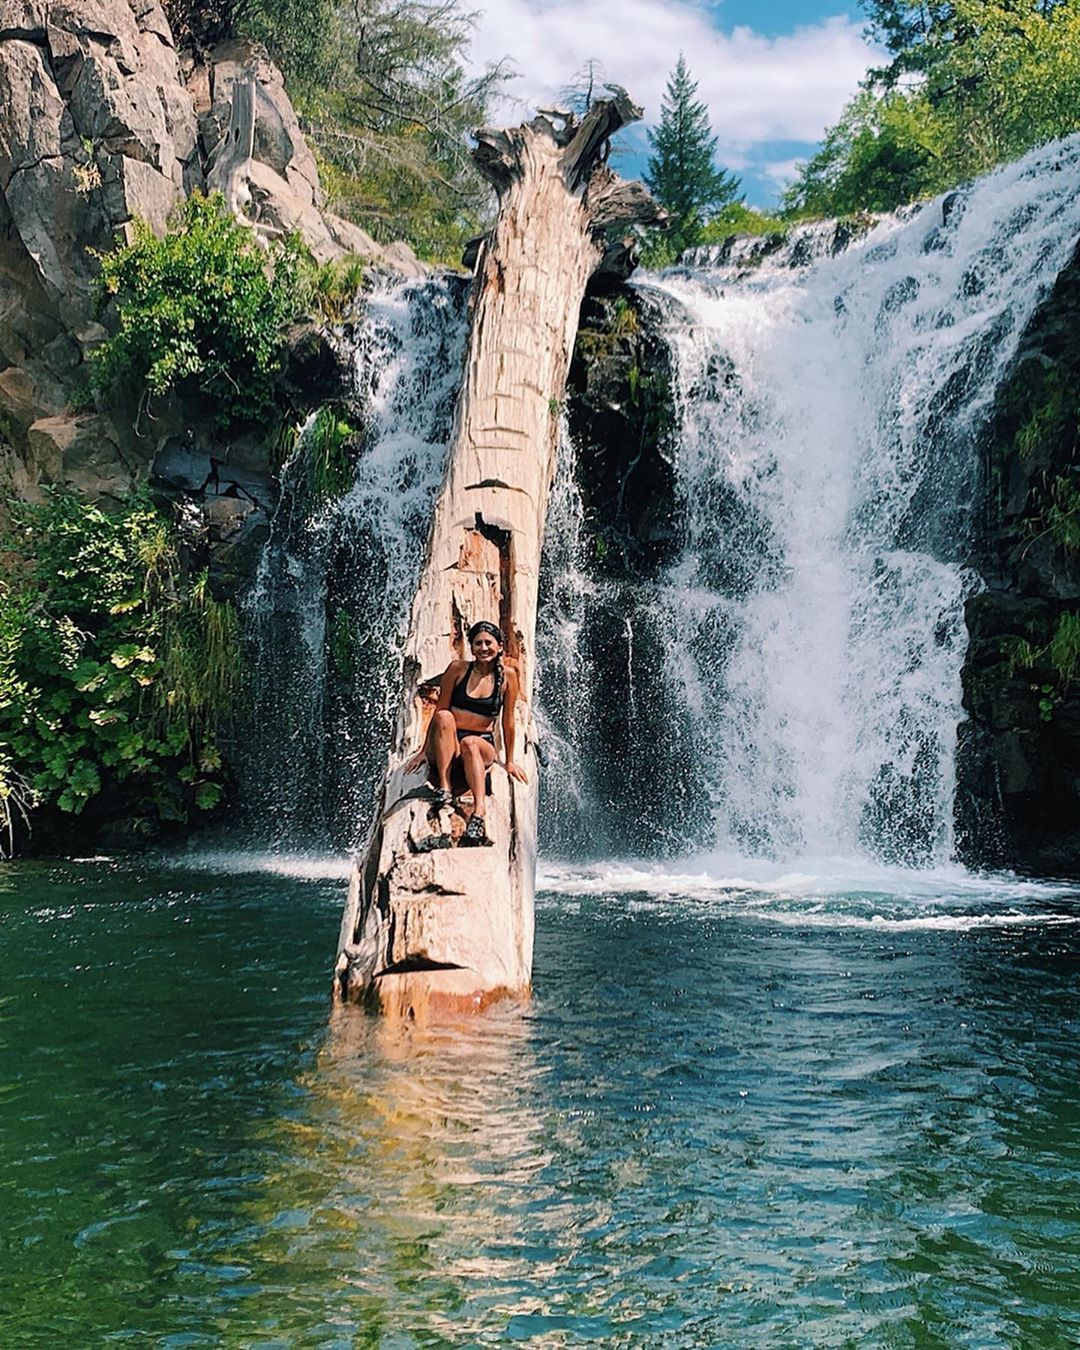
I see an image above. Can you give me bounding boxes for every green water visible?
[3,856,1080,1346]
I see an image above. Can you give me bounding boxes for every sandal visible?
[423,785,452,809]
[460,814,490,847]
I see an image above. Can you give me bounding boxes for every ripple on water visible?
[2,856,1080,1345]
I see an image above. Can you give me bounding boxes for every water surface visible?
[3,855,1080,1346]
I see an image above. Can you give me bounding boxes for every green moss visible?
[329,608,355,680]
[1000,609,1080,719]
[301,404,359,505]
[1048,610,1080,685]
[1024,473,1080,553]
[575,295,641,364]
[1016,368,1067,460]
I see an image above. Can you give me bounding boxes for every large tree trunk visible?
[333,92,661,1019]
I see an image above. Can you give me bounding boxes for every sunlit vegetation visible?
[163,0,508,263]
[785,0,1080,218]
[0,491,241,850]
[94,192,307,428]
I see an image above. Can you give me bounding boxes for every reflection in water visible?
[4,858,1080,1345]
[228,1004,555,1343]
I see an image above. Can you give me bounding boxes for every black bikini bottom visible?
[457,728,494,746]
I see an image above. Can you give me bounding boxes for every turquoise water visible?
[3,855,1080,1346]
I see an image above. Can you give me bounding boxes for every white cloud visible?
[762,157,807,190]
[467,0,880,158]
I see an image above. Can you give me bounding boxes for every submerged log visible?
[334,92,663,1018]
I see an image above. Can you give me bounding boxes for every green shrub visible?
[93,192,307,429]
[0,490,241,848]
[1024,474,1080,554]
[698,203,788,243]
[1000,610,1080,723]
[1048,611,1080,685]
[307,254,366,323]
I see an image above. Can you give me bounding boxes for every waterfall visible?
[636,136,1080,866]
[241,276,467,850]
[236,138,1080,867]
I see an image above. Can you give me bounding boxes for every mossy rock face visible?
[567,285,682,579]
[956,247,1080,873]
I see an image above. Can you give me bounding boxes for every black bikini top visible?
[450,662,503,719]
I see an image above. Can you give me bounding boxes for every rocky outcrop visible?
[956,248,1080,874]
[0,0,422,587]
[567,284,681,578]
[0,0,198,502]
[186,39,425,274]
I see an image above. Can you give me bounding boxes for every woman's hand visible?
[403,748,427,774]
[505,759,528,784]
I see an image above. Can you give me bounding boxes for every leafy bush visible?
[93,192,307,428]
[0,490,241,850]
[698,203,788,243]
[306,253,366,323]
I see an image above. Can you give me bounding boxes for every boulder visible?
[200,40,320,205]
[0,364,67,434]
[194,40,425,275]
[0,0,199,325]
[27,412,133,498]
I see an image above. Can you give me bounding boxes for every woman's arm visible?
[436,661,465,712]
[403,664,462,771]
[502,667,528,783]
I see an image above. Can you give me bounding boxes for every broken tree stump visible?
[333,91,663,1019]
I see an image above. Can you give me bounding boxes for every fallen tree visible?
[334,91,662,1018]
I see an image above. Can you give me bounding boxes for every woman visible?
[405,620,528,845]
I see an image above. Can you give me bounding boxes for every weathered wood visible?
[206,77,256,219]
[334,94,663,1019]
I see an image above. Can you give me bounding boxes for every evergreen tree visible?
[645,55,741,258]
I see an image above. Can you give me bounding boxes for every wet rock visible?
[956,245,1080,873]
[278,321,353,407]
[567,284,682,577]
[150,441,213,492]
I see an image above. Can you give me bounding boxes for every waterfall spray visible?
[241,277,467,850]
[642,137,1080,864]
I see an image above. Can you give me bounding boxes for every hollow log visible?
[334,91,663,1019]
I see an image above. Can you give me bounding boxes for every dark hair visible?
[468,620,503,646]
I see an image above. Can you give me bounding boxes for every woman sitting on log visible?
[406,620,528,845]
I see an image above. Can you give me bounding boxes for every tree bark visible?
[333,92,663,1019]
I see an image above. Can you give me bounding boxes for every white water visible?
[640,137,1080,868]
[242,277,466,848]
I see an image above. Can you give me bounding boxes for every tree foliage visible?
[786,0,1080,217]
[94,192,306,428]
[0,492,240,850]
[644,55,741,261]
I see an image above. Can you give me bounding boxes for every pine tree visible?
[645,55,741,258]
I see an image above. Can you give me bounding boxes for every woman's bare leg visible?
[459,736,497,817]
[427,710,458,791]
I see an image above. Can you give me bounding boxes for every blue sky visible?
[468,0,882,206]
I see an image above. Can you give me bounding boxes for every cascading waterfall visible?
[237,139,1080,867]
[637,136,1080,865]
[241,276,467,850]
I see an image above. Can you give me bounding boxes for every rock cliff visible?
[956,247,1080,874]
[0,0,421,519]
